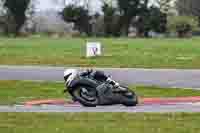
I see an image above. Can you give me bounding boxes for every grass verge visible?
[0,37,200,68]
[0,80,200,105]
[0,113,200,133]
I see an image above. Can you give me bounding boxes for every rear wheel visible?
[71,86,98,107]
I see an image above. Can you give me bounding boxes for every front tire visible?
[71,86,98,107]
[120,87,138,107]
[123,93,138,106]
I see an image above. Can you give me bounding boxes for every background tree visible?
[136,6,167,37]
[0,0,15,36]
[62,4,91,35]
[102,2,120,36]
[155,0,175,14]
[167,15,198,37]
[176,0,200,26]
[117,0,141,35]
[4,0,31,36]
[102,0,118,7]
[0,0,5,15]
[20,0,37,34]
[101,0,168,37]
[148,7,167,33]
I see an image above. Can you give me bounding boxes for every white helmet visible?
[64,69,78,84]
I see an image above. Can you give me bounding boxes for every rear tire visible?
[71,86,98,107]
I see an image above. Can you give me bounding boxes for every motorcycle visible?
[64,69,138,107]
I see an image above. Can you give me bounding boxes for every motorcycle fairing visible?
[68,78,98,92]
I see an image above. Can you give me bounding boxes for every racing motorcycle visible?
[64,69,138,107]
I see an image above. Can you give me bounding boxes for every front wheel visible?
[119,86,138,106]
[71,86,98,107]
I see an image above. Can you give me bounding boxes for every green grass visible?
[1,81,200,133]
[1,113,200,133]
[0,37,200,68]
[0,81,200,105]
[0,81,65,105]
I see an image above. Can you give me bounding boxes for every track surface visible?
[1,65,200,112]
[1,104,200,113]
[0,65,200,89]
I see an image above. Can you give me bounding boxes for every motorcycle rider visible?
[64,69,124,92]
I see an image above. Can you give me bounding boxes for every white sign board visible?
[86,42,102,57]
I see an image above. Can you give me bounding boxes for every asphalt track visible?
[1,104,200,113]
[0,65,200,89]
[1,65,200,112]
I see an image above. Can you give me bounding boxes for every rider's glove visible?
[106,78,128,92]
[106,78,119,88]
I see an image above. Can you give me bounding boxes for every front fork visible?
[63,88,68,93]
[63,81,69,93]
[63,81,78,102]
